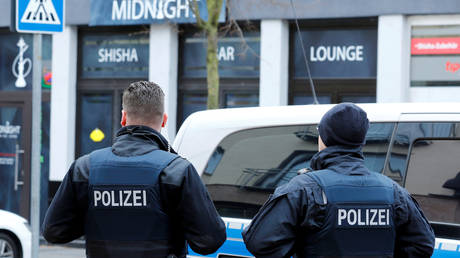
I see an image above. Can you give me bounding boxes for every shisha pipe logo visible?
[12,37,32,88]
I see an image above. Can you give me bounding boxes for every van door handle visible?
[14,144,24,191]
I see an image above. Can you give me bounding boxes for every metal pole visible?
[31,33,42,258]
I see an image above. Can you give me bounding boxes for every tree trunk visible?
[206,25,219,109]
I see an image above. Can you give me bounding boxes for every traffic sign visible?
[16,0,65,33]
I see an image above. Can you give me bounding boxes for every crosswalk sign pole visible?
[16,0,64,257]
[31,32,42,258]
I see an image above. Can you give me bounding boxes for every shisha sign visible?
[12,37,32,88]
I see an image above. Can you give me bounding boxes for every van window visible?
[385,122,458,185]
[387,122,460,237]
[406,139,460,225]
[203,123,395,219]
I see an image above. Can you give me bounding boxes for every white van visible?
[173,103,460,258]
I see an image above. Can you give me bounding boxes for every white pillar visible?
[377,15,410,103]
[260,20,289,106]
[49,26,77,181]
[149,24,178,142]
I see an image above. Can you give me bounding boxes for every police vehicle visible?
[172,103,460,258]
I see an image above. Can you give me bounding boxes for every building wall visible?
[1,1,460,184]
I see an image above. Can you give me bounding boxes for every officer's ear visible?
[161,113,168,128]
[121,110,127,127]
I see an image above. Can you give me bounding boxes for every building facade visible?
[1,0,460,221]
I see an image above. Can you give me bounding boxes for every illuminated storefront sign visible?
[90,0,225,26]
[411,37,460,55]
[182,32,260,78]
[411,26,460,87]
[293,29,377,79]
[80,33,149,78]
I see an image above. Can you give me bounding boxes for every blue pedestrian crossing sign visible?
[16,0,65,33]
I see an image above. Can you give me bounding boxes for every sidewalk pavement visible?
[39,245,85,258]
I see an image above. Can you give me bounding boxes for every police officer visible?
[242,103,435,257]
[42,81,226,258]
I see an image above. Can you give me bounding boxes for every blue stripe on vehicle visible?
[188,221,253,257]
[431,241,460,258]
[188,223,460,258]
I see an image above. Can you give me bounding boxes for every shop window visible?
[180,94,207,125]
[0,33,52,91]
[202,122,394,219]
[411,25,460,87]
[289,25,377,105]
[178,28,260,130]
[293,95,331,105]
[79,31,149,79]
[77,94,113,156]
[341,95,376,103]
[225,93,258,108]
[40,101,51,226]
[182,32,260,78]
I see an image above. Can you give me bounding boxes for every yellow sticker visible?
[90,128,105,142]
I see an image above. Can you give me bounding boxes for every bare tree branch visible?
[189,0,207,30]
[228,20,260,60]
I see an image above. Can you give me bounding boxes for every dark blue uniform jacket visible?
[242,146,435,258]
[42,126,226,257]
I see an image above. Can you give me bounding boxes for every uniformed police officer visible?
[42,81,226,258]
[242,103,435,257]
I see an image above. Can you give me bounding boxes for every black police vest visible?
[302,169,396,257]
[86,147,178,243]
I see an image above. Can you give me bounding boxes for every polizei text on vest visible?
[337,208,390,227]
[93,189,147,207]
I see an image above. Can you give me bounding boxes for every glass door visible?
[77,93,114,157]
[0,102,29,216]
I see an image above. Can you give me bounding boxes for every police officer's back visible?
[242,103,435,257]
[42,81,226,258]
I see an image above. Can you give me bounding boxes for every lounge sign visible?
[293,29,377,79]
[90,0,226,26]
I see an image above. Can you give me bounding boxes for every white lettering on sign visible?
[97,48,139,63]
[415,42,458,50]
[217,46,235,61]
[93,189,148,207]
[0,158,14,166]
[0,121,21,139]
[310,45,364,62]
[338,208,390,227]
[112,0,195,21]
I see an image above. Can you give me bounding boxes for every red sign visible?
[411,37,460,55]
[446,61,460,73]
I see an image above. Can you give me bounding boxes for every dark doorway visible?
[0,93,32,219]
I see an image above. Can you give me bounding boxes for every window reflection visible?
[406,139,460,228]
[203,123,395,219]
[387,122,460,237]
[386,123,457,185]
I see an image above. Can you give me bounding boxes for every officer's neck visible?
[125,122,162,133]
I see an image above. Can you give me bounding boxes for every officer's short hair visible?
[122,81,164,123]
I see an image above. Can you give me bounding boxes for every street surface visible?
[39,245,85,258]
